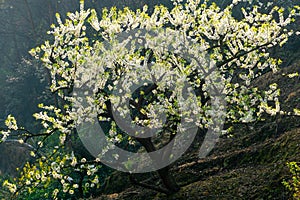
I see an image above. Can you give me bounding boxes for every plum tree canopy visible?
[1,0,300,198]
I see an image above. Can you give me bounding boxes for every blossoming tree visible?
[1,0,300,198]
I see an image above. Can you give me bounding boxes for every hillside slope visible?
[90,63,300,199]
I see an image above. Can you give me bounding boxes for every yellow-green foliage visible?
[283,162,300,199]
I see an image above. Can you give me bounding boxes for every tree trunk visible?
[157,166,180,193]
[136,138,180,194]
